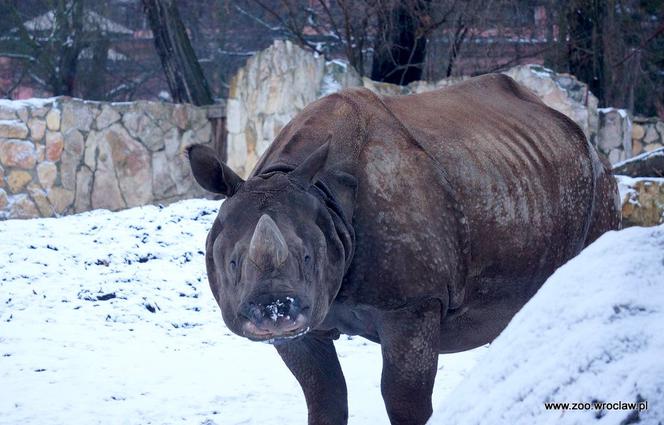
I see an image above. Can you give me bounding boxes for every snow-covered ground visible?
[0,199,485,425]
[431,224,664,425]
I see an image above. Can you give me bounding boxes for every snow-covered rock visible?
[430,224,664,425]
[616,175,664,227]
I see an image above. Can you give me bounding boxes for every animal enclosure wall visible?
[0,98,214,219]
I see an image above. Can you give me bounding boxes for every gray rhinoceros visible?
[187,74,620,425]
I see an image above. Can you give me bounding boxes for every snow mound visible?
[430,225,664,425]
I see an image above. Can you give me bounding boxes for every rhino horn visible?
[248,214,289,270]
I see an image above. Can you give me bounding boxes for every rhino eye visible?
[229,260,237,271]
[303,254,311,264]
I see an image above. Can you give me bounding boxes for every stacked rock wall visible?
[0,98,213,219]
[597,108,632,163]
[226,41,606,177]
[631,116,664,156]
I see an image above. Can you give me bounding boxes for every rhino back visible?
[382,74,595,288]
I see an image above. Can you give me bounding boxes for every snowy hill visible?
[429,225,664,425]
[0,199,485,424]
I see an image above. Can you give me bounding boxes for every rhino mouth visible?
[241,313,310,343]
[259,327,311,345]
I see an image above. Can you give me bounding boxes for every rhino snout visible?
[239,294,310,341]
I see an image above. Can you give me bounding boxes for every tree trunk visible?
[566,0,607,104]
[142,0,214,106]
[84,38,109,100]
[371,2,427,86]
[50,0,85,96]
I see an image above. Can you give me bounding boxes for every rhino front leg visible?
[378,300,441,425]
[275,332,348,425]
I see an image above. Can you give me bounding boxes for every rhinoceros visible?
[187,74,620,425]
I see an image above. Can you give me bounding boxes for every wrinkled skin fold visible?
[187,74,621,425]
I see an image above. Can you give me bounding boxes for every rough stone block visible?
[0,188,7,210]
[617,176,664,227]
[46,108,61,131]
[62,101,95,131]
[28,119,46,141]
[0,139,37,169]
[172,104,189,129]
[45,131,64,161]
[0,106,17,120]
[47,186,74,215]
[0,120,29,139]
[64,129,85,158]
[37,161,57,189]
[27,183,53,216]
[152,150,177,198]
[644,143,663,153]
[7,170,32,193]
[632,124,645,140]
[6,193,39,219]
[96,105,121,129]
[74,167,93,213]
[106,124,152,207]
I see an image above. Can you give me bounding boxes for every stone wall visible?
[597,108,632,163]
[227,41,602,177]
[0,97,213,219]
[617,175,664,227]
[631,116,664,156]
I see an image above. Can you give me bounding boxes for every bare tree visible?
[543,0,663,116]
[246,0,473,84]
[1,0,88,96]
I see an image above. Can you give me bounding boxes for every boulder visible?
[617,175,664,227]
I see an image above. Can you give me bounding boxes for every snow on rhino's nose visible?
[239,295,308,340]
[247,214,289,271]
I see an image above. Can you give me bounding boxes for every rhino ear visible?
[317,169,357,222]
[186,144,244,196]
[290,142,330,184]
